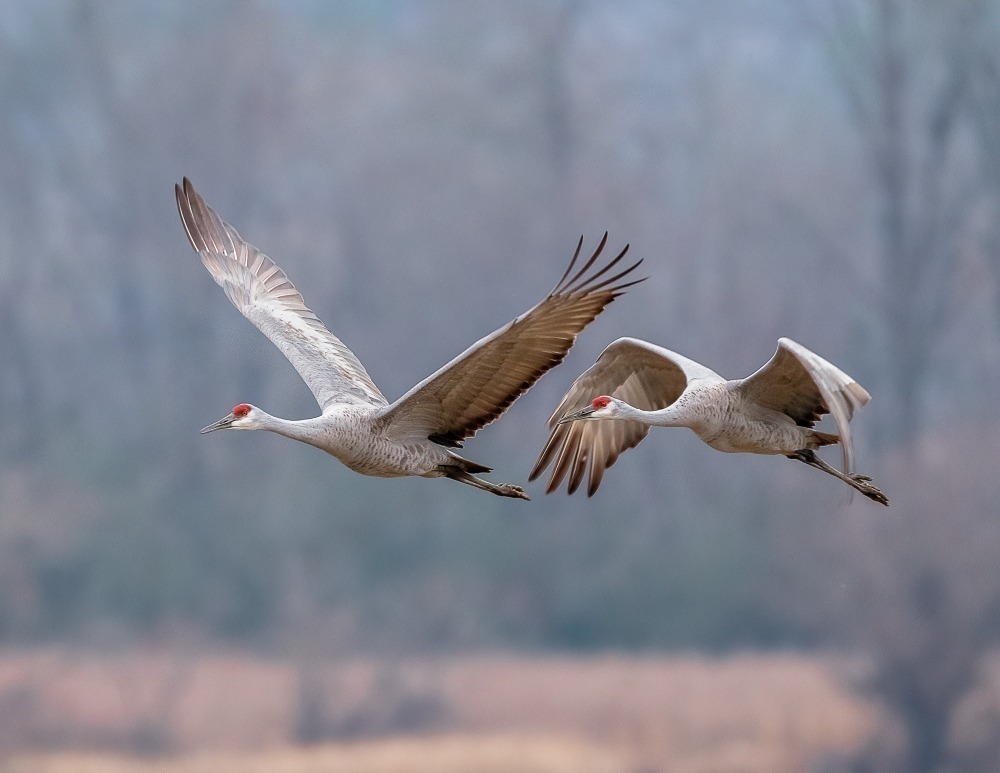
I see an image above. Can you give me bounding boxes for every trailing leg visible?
[440,465,530,500]
[789,449,888,506]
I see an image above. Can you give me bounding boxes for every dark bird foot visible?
[851,474,889,506]
[497,483,530,501]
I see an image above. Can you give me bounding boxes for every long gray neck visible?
[257,411,330,448]
[618,400,691,428]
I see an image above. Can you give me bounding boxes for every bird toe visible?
[500,484,530,501]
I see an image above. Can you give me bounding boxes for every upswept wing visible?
[176,179,386,410]
[735,337,870,474]
[377,234,644,447]
[530,338,723,496]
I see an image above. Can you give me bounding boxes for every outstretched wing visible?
[736,337,870,474]
[530,338,723,496]
[377,234,644,446]
[176,178,386,410]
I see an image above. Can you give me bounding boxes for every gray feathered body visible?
[673,382,832,456]
[531,336,871,498]
[279,405,477,478]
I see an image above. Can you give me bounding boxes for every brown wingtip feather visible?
[560,243,631,296]
[551,234,588,292]
[557,232,610,293]
[528,436,557,482]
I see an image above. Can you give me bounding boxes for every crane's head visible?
[200,403,260,433]
[556,395,621,425]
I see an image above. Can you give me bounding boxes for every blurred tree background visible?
[1,1,1000,769]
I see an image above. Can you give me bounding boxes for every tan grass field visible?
[0,649,877,772]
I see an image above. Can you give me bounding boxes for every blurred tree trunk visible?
[540,0,584,185]
[816,0,980,449]
[965,6,1000,324]
[806,3,997,770]
[765,425,1000,772]
[0,289,43,462]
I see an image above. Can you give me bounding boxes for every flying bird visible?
[530,337,888,504]
[176,178,643,500]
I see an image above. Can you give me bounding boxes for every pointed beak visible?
[557,406,597,425]
[200,413,236,434]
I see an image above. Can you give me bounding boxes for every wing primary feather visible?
[529,428,563,482]
[566,439,587,495]
[587,431,606,497]
[565,239,634,295]
[556,232,608,293]
[175,184,198,250]
[550,234,586,294]
[575,255,645,295]
[548,425,580,494]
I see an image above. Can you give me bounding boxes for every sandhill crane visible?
[530,337,888,505]
[176,178,643,500]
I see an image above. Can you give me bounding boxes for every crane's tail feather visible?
[812,430,839,447]
[444,455,492,475]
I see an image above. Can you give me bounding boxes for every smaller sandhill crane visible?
[176,178,643,500]
[530,337,888,504]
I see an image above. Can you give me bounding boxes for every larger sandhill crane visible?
[530,337,888,504]
[176,178,642,500]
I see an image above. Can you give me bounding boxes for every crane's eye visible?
[592,396,612,409]
[233,404,251,418]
